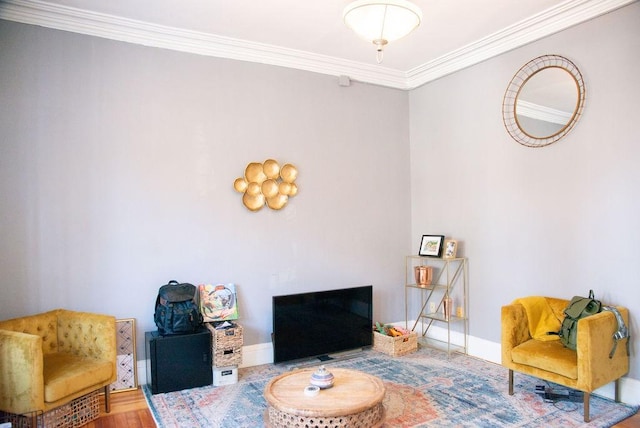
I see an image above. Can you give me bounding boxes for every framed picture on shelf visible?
[443,239,458,259]
[418,235,444,257]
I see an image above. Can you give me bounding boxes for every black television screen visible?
[272,285,373,364]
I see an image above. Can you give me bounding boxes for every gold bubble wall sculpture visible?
[233,159,299,211]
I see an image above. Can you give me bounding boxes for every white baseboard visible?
[240,342,274,368]
[136,326,640,405]
[137,360,147,386]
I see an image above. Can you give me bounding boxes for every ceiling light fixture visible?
[343,0,422,64]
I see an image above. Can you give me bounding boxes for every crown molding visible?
[0,0,409,88]
[0,0,635,90]
[405,0,636,89]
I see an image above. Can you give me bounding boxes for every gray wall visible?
[0,20,411,358]
[409,2,640,379]
[1,2,638,383]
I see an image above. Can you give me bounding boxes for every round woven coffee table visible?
[263,368,385,428]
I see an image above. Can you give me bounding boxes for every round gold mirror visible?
[502,55,586,148]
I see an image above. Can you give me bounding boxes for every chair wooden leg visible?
[583,391,590,423]
[615,378,621,402]
[508,369,514,395]
[104,385,111,413]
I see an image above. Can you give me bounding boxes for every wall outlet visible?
[429,302,436,313]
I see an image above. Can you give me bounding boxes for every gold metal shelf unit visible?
[405,255,468,355]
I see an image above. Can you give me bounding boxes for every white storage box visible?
[213,366,238,386]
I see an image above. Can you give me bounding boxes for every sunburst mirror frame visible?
[502,54,586,148]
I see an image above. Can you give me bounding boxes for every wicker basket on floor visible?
[372,331,417,356]
[0,390,100,428]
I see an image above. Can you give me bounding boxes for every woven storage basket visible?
[206,322,243,367]
[372,331,417,356]
[213,347,242,367]
[206,323,243,349]
[0,390,100,428]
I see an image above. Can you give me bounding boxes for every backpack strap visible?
[601,306,630,358]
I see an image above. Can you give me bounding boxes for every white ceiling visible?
[0,0,635,89]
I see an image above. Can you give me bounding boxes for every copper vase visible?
[414,266,433,286]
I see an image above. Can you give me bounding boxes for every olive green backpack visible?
[555,290,630,358]
[558,290,601,351]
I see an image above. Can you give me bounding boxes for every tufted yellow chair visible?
[0,309,117,417]
[502,297,629,422]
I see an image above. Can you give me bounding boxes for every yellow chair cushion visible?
[43,353,114,403]
[511,339,578,379]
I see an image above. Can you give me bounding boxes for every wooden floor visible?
[86,389,154,428]
[87,387,639,427]
[616,412,640,428]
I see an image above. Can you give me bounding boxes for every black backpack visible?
[154,280,203,335]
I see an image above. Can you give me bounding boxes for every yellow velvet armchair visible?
[0,309,117,417]
[501,297,629,422]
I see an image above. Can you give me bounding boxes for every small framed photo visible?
[443,239,458,259]
[418,235,445,257]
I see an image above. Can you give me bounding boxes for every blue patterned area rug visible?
[143,346,638,427]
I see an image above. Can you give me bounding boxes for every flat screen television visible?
[272,285,373,364]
